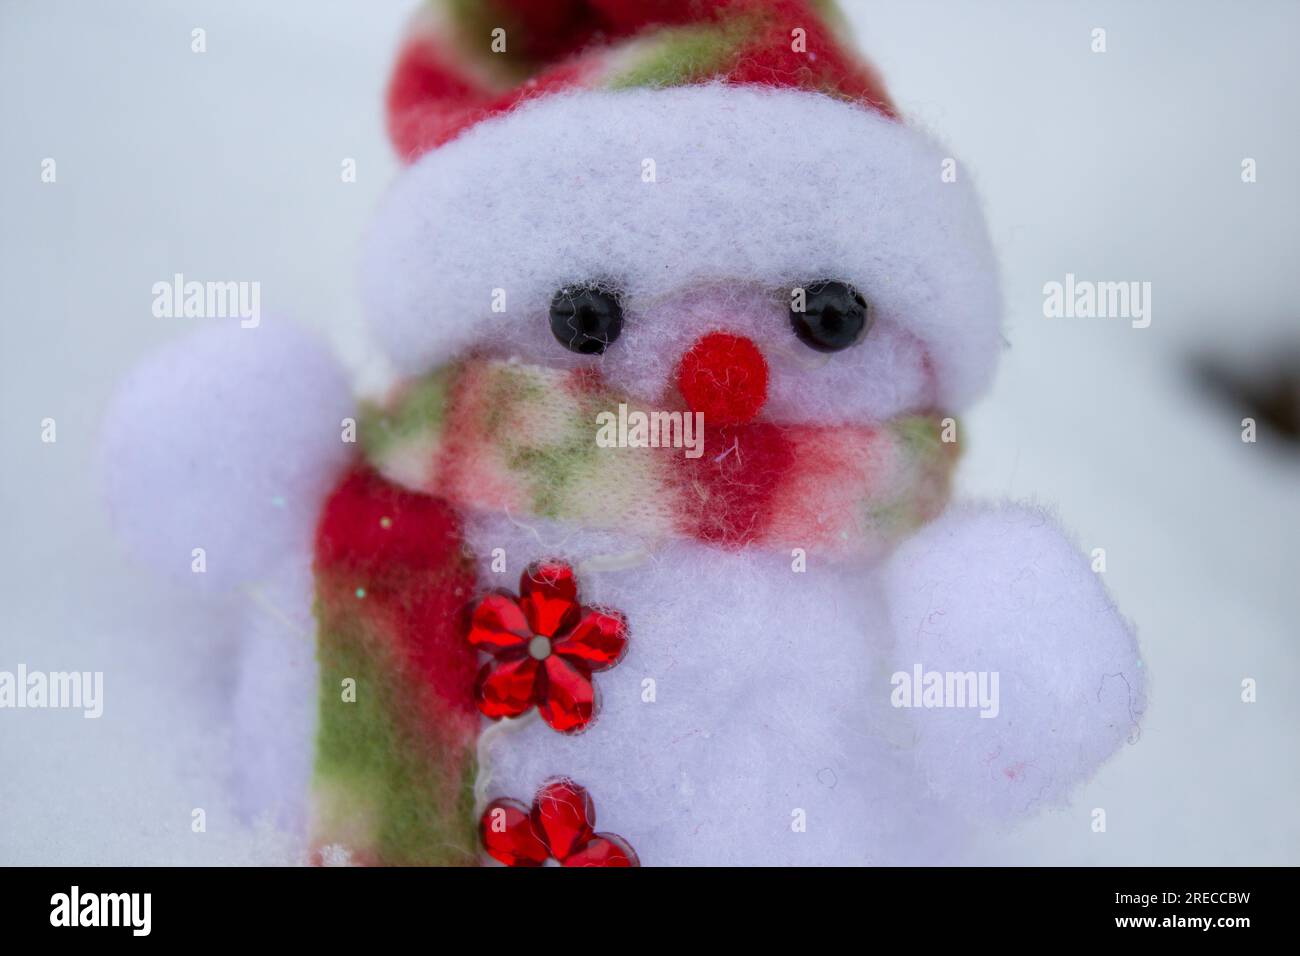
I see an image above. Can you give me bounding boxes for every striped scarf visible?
[359,357,958,557]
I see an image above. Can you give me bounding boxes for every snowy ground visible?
[1,0,1296,865]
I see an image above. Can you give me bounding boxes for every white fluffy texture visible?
[362,85,1001,417]
[881,503,1146,822]
[468,515,970,866]
[101,321,356,591]
[471,502,1144,864]
[231,553,318,834]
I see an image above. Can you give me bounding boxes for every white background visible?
[1,0,1296,864]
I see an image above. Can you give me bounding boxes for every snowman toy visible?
[104,0,1146,866]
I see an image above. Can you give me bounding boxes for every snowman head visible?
[362,0,1001,426]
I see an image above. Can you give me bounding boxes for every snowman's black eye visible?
[549,286,624,355]
[789,280,872,353]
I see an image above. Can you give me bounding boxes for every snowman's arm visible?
[880,502,1146,821]
[102,322,357,591]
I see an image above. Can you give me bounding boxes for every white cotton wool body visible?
[100,0,1146,867]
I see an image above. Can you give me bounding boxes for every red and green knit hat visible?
[367,0,1003,435]
[388,0,897,160]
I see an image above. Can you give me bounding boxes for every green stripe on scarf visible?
[312,575,479,865]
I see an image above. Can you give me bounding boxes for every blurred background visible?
[1,0,1296,864]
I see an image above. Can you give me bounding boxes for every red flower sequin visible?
[464,561,628,733]
[480,778,639,867]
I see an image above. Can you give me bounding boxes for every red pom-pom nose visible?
[676,332,769,426]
